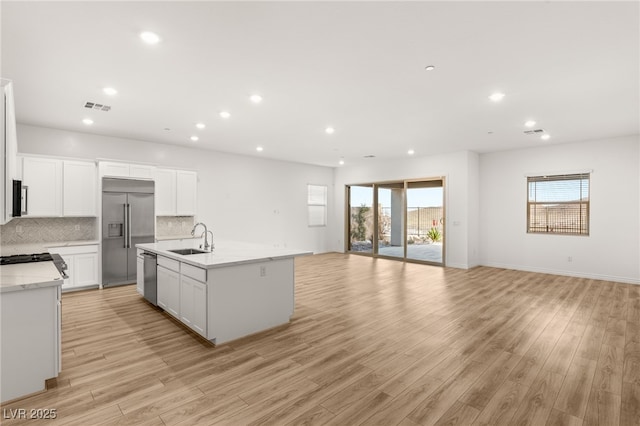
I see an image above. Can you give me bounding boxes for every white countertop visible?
[0,261,64,293]
[136,239,312,269]
[0,240,99,256]
[155,235,199,242]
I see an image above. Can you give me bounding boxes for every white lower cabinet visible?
[48,244,99,291]
[152,255,207,337]
[180,275,207,337]
[0,285,60,403]
[157,264,180,318]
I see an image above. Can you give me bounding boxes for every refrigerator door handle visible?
[128,203,132,248]
[123,203,128,248]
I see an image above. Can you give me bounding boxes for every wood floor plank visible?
[433,400,480,426]
[542,332,582,375]
[623,341,640,386]
[283,404,335,426]
[323,391,392,425]
[583,390,621,426]
[510,369,565,426]
[620,381,640,426]
[359,374,444,425]
[546,408,584,426]
[554,355,598,419]
[592,344,624,395]
[1,254,637,426]
[459,351,521,410]
[472,380,529,426]
[406,361,489,426]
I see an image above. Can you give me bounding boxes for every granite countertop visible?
[0,240,100,256]
[0,261,64,293]
[136,239,312,270]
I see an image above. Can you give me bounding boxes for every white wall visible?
[17,124,333,254]
[17,124,640,283]
[479,135,640,284]
[332,150,480,269]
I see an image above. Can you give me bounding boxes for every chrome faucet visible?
[191,222,213,252]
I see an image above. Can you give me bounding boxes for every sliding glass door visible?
[377,183,405,259]
[347,185,374,254]
[406,180,444,264]
[347,178,445,266]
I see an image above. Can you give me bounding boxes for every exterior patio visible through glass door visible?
[406,180,444,264]
[348,185,374,254]
[377,183,405,259]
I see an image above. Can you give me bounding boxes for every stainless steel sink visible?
[168,248,208,255]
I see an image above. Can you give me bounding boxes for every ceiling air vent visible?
[84,101,111,112]
[363,155,376,158]
[524,129,545,135]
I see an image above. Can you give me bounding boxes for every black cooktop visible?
[0,253,54,265]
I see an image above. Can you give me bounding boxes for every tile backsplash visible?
[0,217,98,245]
[156,216,195,238]
[0,216,196,245]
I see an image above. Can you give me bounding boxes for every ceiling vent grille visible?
[524,129,545,135]
[84,102,111,112]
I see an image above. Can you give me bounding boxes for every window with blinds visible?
[527,173,590,235]
[307,184,327,227]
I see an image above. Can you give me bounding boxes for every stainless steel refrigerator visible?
[102,178,154,287]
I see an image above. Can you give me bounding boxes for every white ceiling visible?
[2,1,638,168]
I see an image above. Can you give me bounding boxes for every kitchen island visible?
[136,240,311,344]
[0,262,62,403]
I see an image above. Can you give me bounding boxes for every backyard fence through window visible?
[527,173,590,235]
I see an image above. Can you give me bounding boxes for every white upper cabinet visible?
[176,170,197,216]
[20,156,97,217]
[130,164,155,179]
[1,79,18,224]
[155,169,176,216]
[22,156,63,217]
[155,168,197,216]
[99,162,129,178]
[98,161,155,179]
[63,160,97,216]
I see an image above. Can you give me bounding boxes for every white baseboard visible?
[481,261,640,285]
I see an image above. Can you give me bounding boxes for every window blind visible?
[527,173,590,235]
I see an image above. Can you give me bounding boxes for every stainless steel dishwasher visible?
[142,252,157,306]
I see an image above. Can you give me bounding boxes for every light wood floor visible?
[2,253,639,425]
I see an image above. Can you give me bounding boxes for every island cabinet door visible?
[157,265,179,317]
[180,275,207,337]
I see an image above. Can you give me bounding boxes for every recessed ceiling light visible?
[140,31,160,45]
[195,123,205,129]
[425,65,435,71]
[541,134,551,141]
[219,111,231,119]
[190,136,199,142]
[82,118,93,125]
[103,87,117,96]
[489,92,505,102]
[338,159,345,165]
[407,149,415,155]
[256,146,264,152]
[250,94,263,104]
[525,120,536,128]
[325,127,335,134]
